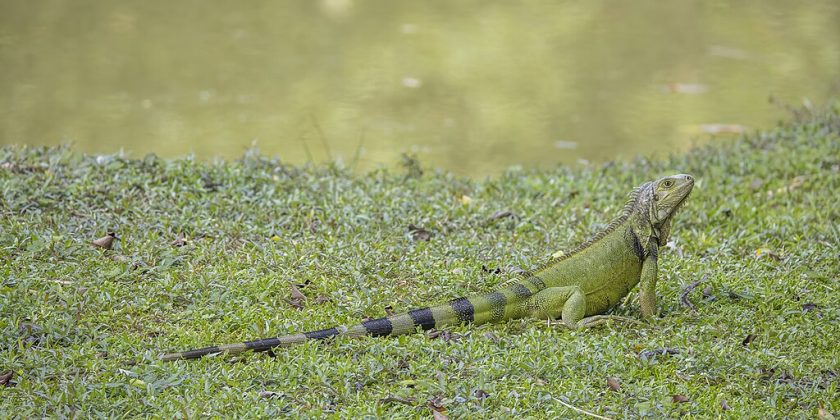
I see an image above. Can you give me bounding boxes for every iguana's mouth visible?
[671,185,693,215]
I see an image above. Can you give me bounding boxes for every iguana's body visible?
[163,174,694,361]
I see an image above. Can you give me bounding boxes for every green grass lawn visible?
[1,103,838,418]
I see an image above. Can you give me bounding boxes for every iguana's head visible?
[649,174,694,226]
[631,174,694,245]
[634,174,694,246]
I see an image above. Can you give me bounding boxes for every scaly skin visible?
[162,174,694,361]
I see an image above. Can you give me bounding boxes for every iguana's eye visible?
[662,179,674,188]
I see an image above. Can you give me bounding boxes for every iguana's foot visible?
[548,315,643,329]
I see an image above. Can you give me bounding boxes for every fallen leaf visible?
[0,371,13,387]
[427,398,448,420]
[742,333,756,346]
[259,390,283,399]
[672,394,690,403]
[607,377,621,391]
[721,400,731,411]
[92,232,119,250]
[289,284,305,301]
[408,224,431,242]
[171,232,187,247]
[288,283,306,309]
[314,295,331,305]
[474,389,490,399]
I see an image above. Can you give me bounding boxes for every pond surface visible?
[1,1,838,176]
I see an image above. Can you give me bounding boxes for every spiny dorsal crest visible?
[522,181,651,277]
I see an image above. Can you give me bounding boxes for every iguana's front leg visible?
[639,240,659,318]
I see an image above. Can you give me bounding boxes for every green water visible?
[1,1,838,176]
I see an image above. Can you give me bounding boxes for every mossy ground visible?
[1,104,838,418]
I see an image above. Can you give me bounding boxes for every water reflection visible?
[1,1,838,176]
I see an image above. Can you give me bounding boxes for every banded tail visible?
[161,275,547,361]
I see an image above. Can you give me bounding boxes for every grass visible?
[1,102,838,418]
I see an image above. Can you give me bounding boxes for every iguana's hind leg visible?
[526,287,643,330]
[526,286,587,329]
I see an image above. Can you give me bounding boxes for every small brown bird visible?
[92,232,119,250]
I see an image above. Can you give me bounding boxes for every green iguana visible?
[162,174,694,361]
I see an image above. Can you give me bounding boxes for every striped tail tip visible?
[161,343,250,362]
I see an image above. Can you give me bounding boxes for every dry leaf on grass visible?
[607,377,621,391]
[742,334,756,346]
[288,284,306,309]
[672,394,690,403]
[0,371,14,387]
[408,224,432,242]
[171,232,187,247]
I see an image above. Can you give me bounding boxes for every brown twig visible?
[680,274,709,310]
